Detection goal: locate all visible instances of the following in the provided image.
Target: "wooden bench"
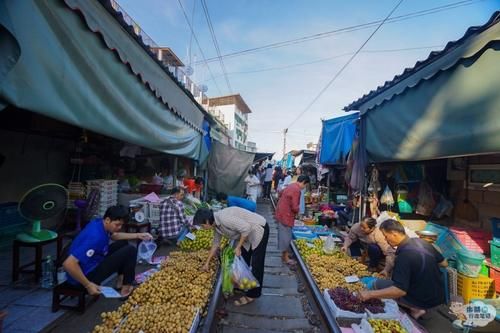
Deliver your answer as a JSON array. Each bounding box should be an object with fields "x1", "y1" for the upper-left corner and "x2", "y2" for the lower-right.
[{"x1": 52, "y1": 282, "x2": 99, "y2": 313}]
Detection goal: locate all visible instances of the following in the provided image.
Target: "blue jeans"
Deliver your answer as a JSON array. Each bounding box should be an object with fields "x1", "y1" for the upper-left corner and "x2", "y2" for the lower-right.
[{"x1": 367, "y1": 243, "x2": 383, "y2": 268}]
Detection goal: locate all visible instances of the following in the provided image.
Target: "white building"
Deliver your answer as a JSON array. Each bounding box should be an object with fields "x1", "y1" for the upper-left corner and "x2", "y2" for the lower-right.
[
  {"x1": 207, "y1": 94, "x2": 254, "y2": 151},
  {"x1": 246, "y1": 141, "x2": 257, "y2": 153}
]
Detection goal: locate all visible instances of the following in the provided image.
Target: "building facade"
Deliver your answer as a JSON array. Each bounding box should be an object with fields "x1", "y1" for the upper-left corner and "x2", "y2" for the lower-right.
[{"x1": 207, "y1": 94, "x2": 255, "y2": 152}]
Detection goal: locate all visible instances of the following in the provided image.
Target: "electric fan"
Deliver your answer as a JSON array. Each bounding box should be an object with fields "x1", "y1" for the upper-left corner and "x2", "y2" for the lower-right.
[{"x1": 16, "y1": 184, "x2": 68, "y2": 242}]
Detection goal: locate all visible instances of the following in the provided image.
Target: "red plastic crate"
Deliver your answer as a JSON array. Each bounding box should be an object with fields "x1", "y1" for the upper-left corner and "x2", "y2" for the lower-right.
[
  {"x1": 450, "y1": 227, "x2": 491, "y2": 254},
  {"x1": 490, "y1": 265, "x2": 500, "y2": 293}
]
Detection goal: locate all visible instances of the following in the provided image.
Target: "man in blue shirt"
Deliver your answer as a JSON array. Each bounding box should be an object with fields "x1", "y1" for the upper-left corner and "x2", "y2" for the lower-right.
[
  {"x1": 216, "y1": 192, "x2": 256, "y2": 212},
  {"x1": 63, "y1": 205, "x2": 152, "y2": 297}
]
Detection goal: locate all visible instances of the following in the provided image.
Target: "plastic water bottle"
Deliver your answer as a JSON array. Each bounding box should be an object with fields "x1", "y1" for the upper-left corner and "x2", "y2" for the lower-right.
[
  {"x1": 57, "y1": 267, "x2": 67, "y2": 284},
  {"x1": 41, "y1": 255, "x2": 54, "y2": 288}
]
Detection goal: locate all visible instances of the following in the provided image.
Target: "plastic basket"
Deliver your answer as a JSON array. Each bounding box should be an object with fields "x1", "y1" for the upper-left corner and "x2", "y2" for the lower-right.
[
  {"x1": 147, "y1": 202, "x2": 161, "y2": 227},
  {"x1": 435, "y1": 230, "x2": 466, "y2": 259},
  {"x1": 490, "y1": 218, "x2": 500, "y2": 240},
  {"x1": 447, "y1": 267, "x2": 458, "y2": 299},
  {"x1": 450, "y1": 227, "x2": 491, "y2": 254},
  {"x1": 489, "y1": 265, "x2": 500, "y2": 293},
  {"x1": 490, "y1": 239, "x2": 500, "y2": 267},
  {"x1": 292, "y1": 231, "x2": 317, "y2": 241},
  {"x1": 424, "y1": 222, "x2": 449, "y2": 238},
  {"x1": 456, "y1": 273, "x2": 495, "y2": 303},
  {"x1": 457, "y1": 249, "x2": 485, "y2": 277}
]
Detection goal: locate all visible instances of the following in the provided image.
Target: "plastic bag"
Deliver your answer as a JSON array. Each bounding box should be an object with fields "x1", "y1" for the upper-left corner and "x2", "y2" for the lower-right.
[
  {"x1": 416, "y1": 182, "x2": 436, "y2": 216},
  {"x1": 222, "y1": 247, "x2": 235, "y2": 296},
  {"x1": 137, "y1": 240, "x2": 157, "y2": 263},
  {"x1": 231, "y1": 256, "x2": 259, "y2": 291},
  {"x1": 433, "y1": 195, "x2": 453, "y2": 218},
  {"x1": 323, "y1": 234, "x2": 337, "y2": 255},
  {"x1": 380, "y1": 185, "x2": 395, "y2": 206}
]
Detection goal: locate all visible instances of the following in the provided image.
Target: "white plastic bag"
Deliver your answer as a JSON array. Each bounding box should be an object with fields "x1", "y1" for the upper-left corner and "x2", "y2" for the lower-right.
[
  {"x1": 433, "y1": 195, "x2": 453, "y2": 218},
  {"x1": 323, "y1": 234, "x2": 337, "y2": 255},
  {"x1": 232, "y1": 256, "x2": 259, "y2": 290},
  {"x1": 137, "y1": 240, "x2": 157, "y2": 263},
  {"x1": 380, "y1": 186, "x2": 395, "y2": 206}
]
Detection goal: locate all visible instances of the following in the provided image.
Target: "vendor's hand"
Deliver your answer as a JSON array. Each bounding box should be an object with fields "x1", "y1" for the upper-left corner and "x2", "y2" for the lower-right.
[
  {"x1": 85, "y1": 282, "x2": 101, "y2": 296},
  {"x1": 138, "y1": 233, "x2": 153, "y2": 241},
  {"x1": 234, "y1": 246, "x2": 241, "y2": 257},
  {"x1": 357, "y1": 290, "x2": 371, "y2": 302},
  {"x1": 340, "y1": 246, "x2": 347, "y2": 253},
  {"x1": 201, "y1": 263, "x2": 210, "y2": 272},
  {"x1": 379, "y1": 270, "x2": 389, "y2": 278}
]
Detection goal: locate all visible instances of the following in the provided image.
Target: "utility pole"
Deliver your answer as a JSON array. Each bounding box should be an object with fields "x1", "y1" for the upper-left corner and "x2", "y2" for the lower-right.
[{"x1": 283, "y1": 128, "x2": 288, "y2": 158}]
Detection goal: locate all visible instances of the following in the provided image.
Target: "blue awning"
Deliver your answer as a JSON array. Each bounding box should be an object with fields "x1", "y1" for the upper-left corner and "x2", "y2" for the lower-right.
[{"x1": 319, "y1": 113, "x2": 359, "y2": 165}]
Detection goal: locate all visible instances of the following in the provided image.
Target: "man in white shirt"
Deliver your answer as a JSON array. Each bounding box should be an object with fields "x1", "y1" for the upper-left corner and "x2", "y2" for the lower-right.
[
  {"x1": 263, "y1": 164, "x2": 273, "y2": 199},
  {"x1": 244, "y1": 170, "x2": 261, "y2": 203}
]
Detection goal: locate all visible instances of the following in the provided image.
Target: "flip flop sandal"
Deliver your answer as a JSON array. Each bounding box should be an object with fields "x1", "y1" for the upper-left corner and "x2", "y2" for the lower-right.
[
  {"x1": 284, "y1": 259, "x2": 297, "y2": 266},
  {"x1": 119, "y1": 286, "x2": 135, "y2": 300},
  {"x1": 234, "y1": 296, "x2": 255, "y2": 307}
]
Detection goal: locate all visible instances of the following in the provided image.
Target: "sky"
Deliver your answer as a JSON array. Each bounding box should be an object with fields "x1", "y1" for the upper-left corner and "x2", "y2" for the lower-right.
[{"x1": 117, "y1": 0, "x2": 499, "y2": 159}]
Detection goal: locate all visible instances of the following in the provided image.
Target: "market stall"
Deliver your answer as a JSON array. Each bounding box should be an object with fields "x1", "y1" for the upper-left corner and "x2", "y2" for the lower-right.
[
  {"x1": 340, "y1": 11, "x2": 500, "y2": 324},
  {"x1": 290, "y1": 231, "x2": 426, "y2": 333}
]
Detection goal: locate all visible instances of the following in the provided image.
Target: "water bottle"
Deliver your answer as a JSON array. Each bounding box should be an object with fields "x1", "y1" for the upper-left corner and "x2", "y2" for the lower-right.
[
  {"x1": 57, "y1": 267, "x2": 67, "y2": 284},
  {"x1": 41, "y1": 255, "x2": 54, "y2": 288}
]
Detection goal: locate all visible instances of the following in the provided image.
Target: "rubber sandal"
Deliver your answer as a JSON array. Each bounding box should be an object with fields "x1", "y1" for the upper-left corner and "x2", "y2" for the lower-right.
[
  {"x1": 234, "y1": 296, "x2": 255, "y2": 307},
  {"x1": 119, "y1": 286, "x2": 135, "y2": 300}
]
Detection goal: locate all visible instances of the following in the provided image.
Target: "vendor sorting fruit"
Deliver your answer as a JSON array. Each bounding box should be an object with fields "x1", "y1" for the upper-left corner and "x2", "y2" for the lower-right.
[
  {"x1": 358, "y1": 219, "x2": 448, "y2": 320},
  {"x1": 341, "y1": 217, "x2": 395, "y2": 277}
]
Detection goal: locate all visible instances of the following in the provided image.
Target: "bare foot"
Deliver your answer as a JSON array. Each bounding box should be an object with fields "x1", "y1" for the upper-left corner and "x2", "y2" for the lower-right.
[
  {"x1": 120, "y1": 285, "x2": 134, "y2": 298},
  {"x1": 410, "y1": 308, "x2": 426, "y2": 320},
  {"x1": 115, "y1": 275, "x2": 124, "y2": 290}
]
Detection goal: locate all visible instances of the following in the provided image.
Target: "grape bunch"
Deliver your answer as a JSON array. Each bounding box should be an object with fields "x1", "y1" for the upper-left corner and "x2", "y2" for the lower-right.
[{"x1": 328, "y1": 287, "x2": 385, "y2": 314}]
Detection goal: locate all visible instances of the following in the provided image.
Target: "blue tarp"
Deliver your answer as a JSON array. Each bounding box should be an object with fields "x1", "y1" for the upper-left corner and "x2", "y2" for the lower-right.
[{"x1": 319, "y1": 113, "x2": 358, "y2": 165}]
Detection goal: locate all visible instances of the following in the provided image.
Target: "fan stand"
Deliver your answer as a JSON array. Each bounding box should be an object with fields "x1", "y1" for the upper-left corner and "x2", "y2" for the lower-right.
[{"x1": 16, "y1": 220, "x2": 58, "y2": 243}]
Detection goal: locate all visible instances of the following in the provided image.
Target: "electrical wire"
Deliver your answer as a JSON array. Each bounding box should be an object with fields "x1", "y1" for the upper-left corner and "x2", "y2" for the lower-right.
[
  {"x1": 177, "y1": 0, "x2": 222, "y2": 95},
  {"x1": 286, "y1": 0, "x2": 405, "y2": 130},
  {"x1": 200, "y1": 0, "x2": 232, "y2": 93},
  {"x1": 199, "y1": 44, "x2": 444, "y2": 81},
  {"x1": 194, "y1": 0, "x2": 485, "y2": 65}
]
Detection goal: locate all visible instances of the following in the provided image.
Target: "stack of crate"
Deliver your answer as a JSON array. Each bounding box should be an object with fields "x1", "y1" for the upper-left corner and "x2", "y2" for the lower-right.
[
  {"x1": 86, "y1": 179, "x2": 118, "y2": 217},
  {"x1": 67, "y1": 182, "x2": 86, "y2": 209}
]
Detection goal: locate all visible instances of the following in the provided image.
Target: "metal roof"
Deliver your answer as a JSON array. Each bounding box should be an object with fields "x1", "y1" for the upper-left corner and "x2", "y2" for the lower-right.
[{"x1": 344, "y1": 11, "x2": 500, "y2": 112}]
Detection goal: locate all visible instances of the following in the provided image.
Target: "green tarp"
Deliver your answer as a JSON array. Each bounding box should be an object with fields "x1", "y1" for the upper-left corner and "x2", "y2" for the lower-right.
[
  {"x1": 208, "y1": 141, "x2": 255, "y2": 196},
  {"x1": 0, "y1": 0, "x2": 203, "y2": 160},
  {"x1": 365, "y1": 42, "x2": 500, "y2": 162}
]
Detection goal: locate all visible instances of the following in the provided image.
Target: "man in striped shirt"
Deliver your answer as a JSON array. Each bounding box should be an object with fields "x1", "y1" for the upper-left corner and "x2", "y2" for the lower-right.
[{"x1": 159, "y1": 187, "x2": 189, "y2": 238}]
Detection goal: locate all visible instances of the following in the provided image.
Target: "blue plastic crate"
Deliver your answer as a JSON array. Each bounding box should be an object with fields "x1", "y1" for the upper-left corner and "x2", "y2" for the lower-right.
[
  {"x1": 490, "y1": 217, "x2": 500, "y2": 240},
  {"x1": 0, "y1": 202, "x2": 27, "y2": 228},
  {"x1": 292, "y1": 231, "x2": 317, "y2": 241},
  {"x1": 441, "y1": 267, "x2": 450, "y2": 305},
  {"x1": 435, "y1": 230, "x2": 466, "y2": 259},
  {"x1": 424, "y1": 222, "x2": 449, "y2": 238}
]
